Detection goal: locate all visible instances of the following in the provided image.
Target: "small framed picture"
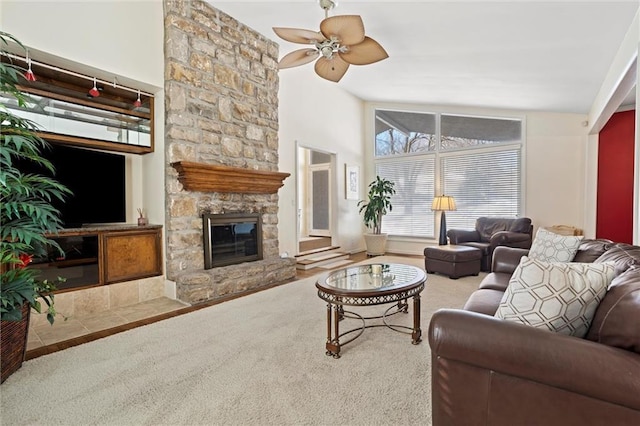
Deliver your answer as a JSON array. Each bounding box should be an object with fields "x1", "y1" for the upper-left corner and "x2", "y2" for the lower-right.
[{"x1": 345, "y1": 165, "x2": 359, "y2": 200}]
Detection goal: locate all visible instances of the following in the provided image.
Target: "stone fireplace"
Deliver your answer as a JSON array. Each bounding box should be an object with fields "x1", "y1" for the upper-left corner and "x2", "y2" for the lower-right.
[{"x1": 164, "y1": 2, "x2": 296, "y2": 305}]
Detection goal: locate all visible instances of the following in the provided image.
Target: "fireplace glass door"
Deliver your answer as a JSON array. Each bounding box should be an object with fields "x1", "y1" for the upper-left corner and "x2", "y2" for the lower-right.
[{"x1": 203, "y1": 213, "x2": 262, "y2": 269}]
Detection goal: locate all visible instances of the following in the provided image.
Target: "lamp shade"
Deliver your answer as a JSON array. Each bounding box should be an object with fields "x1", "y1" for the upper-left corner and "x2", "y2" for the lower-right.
[{"x1": 431, "y1": 195, "x2": 456, "y2": 211}]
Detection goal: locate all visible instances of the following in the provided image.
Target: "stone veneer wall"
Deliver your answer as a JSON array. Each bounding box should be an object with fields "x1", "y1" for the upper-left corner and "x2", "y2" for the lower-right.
[{"x1": 164, "y1": 1, "x2": 295, "y2": 304}]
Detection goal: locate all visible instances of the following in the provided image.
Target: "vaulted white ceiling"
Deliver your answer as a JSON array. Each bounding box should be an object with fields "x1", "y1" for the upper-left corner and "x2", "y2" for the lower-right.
[{"x1": 212, "y1": 0, "x2": 638, "y2": 114}]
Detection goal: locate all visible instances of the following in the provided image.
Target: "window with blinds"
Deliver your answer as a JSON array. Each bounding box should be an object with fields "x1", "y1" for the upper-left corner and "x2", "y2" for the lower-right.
[
  {"x1": 377, "y1": 157, "x2": 436, "y2": 237},
  {"x1": 441, "y1": 148, "x2": 521, "y2": 231},
  {"x1": 374, "y1": 109, "x2": 523, "y2": 239}
]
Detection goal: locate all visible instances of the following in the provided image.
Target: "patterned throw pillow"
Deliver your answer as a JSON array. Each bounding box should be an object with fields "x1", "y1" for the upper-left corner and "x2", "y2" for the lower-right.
[
  {"x1": 528, "y1": 227, "x2": 583, "y2": 262},
  {"x1": 495, "y1": 256, "x2": 616, "y2": 337}
]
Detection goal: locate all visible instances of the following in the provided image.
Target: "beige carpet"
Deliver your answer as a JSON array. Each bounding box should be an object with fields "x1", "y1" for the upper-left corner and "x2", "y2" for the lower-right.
[{"x1": 0, "y1": 256, "x2": 483, "y2": 426}]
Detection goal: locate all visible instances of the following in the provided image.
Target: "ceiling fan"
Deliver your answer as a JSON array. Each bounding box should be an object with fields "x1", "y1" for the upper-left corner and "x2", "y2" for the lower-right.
[{"x1": 272, "y1": 0, "x2": 389, "y2": 83}]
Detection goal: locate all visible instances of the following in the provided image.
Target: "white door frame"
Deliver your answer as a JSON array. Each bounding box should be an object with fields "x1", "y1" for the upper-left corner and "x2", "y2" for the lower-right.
[{"x1": 295, "y1": 141, "x2": 338, "y2": 254}]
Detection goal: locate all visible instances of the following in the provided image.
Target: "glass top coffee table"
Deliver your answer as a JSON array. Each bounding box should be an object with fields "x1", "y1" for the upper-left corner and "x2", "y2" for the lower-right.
[{"x1": 315, "y1": 263, "x2": 426, "y2": 358}]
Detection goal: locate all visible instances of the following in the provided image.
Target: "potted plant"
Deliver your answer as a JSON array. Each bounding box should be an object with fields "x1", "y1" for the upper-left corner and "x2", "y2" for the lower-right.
[
  {"x1": 1, "y1": 31, "x2": 70, "y2": 382},
  {"x1": 357, "y1": 176, "x2": 395, "y2": 255}
]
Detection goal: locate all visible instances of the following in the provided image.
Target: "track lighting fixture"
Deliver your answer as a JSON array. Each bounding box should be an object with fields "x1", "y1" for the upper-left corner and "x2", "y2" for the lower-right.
[
  {"x1": 6, "y1": 51, "x2": 152, "y2": 103},
  {"x1": 24, "y1": 51, "x2": 36, "y2": 81},
  {"x1": 89, "y1": 77, "x2": 100, "y2": 97},
  {"x1": 133, "y1": 90, "x2": 142, "y2": 108}
]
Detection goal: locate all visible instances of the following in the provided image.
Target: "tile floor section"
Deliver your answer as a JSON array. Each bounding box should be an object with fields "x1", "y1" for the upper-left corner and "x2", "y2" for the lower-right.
[{"x1": 27, "y1": 297, "x2": 188, "y2": 351}]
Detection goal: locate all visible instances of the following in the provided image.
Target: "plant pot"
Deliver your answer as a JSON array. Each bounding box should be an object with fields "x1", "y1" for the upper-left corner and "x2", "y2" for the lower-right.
[
  {"x1": 364, "y1": 233, "x2": 388, "y2": 256},
  {"x1": 1, "y1": 303, "x2": 31, "y2": 383}
]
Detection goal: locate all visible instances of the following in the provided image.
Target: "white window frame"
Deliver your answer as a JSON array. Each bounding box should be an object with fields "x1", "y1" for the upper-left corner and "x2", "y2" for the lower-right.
[{"x1": 371, "y1": 107, "x2": 526, "y2": 240}]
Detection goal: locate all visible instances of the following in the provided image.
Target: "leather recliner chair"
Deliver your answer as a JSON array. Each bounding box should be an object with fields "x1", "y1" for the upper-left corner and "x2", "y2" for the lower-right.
[{"x1": 446, "y1": 216, "x2": 533, "y2": 271}]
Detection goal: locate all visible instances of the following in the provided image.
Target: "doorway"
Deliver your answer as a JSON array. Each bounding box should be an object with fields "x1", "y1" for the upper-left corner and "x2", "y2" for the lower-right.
[{"x1": 297, "y1": 146, "x2": 336, "y2": 254}]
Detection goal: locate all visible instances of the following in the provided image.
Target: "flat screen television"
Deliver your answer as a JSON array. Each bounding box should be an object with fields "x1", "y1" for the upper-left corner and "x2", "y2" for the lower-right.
[{"x1": 18, "y1": 143, "x2": 126, "y2": 228}]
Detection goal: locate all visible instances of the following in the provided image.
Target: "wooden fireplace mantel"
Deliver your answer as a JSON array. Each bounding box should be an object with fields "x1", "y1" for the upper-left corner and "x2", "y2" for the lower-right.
[{"x1": 171, "y1": 161, "x2": 290, "y2": 194}]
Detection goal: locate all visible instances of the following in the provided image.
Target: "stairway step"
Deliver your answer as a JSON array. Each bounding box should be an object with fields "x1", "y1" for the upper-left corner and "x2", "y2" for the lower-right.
[
  {"x1": 296, "y1": 245, "x2": 341, "y2": 258},
  {"x1": 299, "y1": 236, "x2": 332, "y2": 252},
  {"x1": 297, "y1": 252, "x2": 343, "y2": 264},
  {"x1": 296, "y1": 251, "x2": 350, "y2": 270}
]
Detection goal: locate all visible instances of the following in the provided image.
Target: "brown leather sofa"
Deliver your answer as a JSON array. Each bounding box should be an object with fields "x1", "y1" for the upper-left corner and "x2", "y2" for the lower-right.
[
  {"x1": 428, "y1": 239, "x2": 640, "y2": 425},
  {"x1": 446, "y1": 217, "x2": 533, "y2": 272}
]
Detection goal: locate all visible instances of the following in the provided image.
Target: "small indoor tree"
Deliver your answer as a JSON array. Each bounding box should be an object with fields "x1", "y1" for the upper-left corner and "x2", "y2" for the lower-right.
[
  {"x1": 358, "y1": 176, "x2": 395, "y2": 255},
  {"x1": 1, "y1": 31, "x2": 70, "y2": 373},
  {"x1": 358, "y1": 175, "x2": 395, "y2": 234}
]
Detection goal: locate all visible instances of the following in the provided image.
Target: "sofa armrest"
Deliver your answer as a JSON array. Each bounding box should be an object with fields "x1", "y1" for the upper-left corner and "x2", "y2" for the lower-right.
[
  {"x1": 489, "y1": 231, "x2": 532, "y2": 249},
  {"x1": 428, "y1": 309, "x2": 640, "y2": 411},
  {"x1": 491, "y1": 246, "x2": 529, "y2": 273},
  {"x1": 447, "y1": 229, "x2": 480, "y2": 244}
]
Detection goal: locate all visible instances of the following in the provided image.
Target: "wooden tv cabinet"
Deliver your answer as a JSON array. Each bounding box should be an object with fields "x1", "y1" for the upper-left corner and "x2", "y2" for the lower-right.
[{"x1": 36, "y1": 225, "x2": 163, "y2": 292}]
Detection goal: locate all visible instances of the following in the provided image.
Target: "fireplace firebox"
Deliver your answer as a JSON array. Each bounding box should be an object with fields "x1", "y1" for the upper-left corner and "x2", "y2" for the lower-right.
[{"x1": 203, "y1": 213, "x2": 263, "y2": 269}]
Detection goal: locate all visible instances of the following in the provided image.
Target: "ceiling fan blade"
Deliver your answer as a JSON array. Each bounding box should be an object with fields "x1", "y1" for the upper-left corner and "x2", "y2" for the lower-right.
[
  {"x1": 278, "y1": 48, "x2": 319, "y2": 69},
  {"x1": 314, "y1": 55, "x2": 350, "y2": 83},
  {"x1": 320, "y1": 15, "x2": 365, "y2": 46},
  {"x1": 272, "y1": 27, "x2": 325, "y2": 44},
  {"x1": 339, "y1": 36, "x2": 389, "y2": 65}
]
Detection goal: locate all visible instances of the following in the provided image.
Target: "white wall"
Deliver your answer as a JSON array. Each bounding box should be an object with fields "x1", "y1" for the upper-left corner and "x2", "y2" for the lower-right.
[
  {"x1": 526, "y1": 112, "x2": 588, "y2": 232},
  {"x1": 277, "y1": 67, "x2": 366, "y2": 256},
  {"x1": 0, "y1": 0, "x2": 166, "y2": 232},
  {"x1": 584, "y1": 133, "x2": 600, "y2": 238}
]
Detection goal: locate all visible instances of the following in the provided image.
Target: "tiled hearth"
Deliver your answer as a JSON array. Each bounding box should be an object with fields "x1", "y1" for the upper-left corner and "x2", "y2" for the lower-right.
[
  {"x1": 27, "y1": 275, "x2": 187, "y2": 353},
  {"x1": 28, "y1": 297, "x2": 187, "y2": 351}
]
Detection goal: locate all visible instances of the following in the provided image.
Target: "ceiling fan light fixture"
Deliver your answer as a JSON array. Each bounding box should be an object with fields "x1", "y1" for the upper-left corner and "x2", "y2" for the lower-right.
[
  {"x1": 274, "y1": 1, "x2": 388, "y2": 83},
  {"x1": 320, "y1": 45, "x2": 334, "y2": 58},
  {"x1": 317, "y1": 39, "x2": 341, "y2": 59}
]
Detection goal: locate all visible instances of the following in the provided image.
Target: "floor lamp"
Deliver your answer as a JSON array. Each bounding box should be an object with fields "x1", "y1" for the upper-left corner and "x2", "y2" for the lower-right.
[{"x1": 432, "y1": 195, "x2": 457, "y2": 245}]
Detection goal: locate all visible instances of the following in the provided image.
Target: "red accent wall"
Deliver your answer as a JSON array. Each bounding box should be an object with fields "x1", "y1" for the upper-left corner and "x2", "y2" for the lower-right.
[{"x1": 596, "y1": 110, "x2": 635, "y2": 244}]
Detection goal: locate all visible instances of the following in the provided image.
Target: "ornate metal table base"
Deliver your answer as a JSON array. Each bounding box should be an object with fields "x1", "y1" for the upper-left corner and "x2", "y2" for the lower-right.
[
  {"x1": 324, "y1": 296, "x2": 422, "y2": 358},
  {"x1": 316, "y1": 264, "x2": 426, "y2": 359}
]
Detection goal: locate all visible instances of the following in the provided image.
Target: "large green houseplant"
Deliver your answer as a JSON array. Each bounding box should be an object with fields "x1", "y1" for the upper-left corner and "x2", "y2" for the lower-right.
[
  {"x1": 357, "y1": 176, "x2": 395, "y2": 255},
  {"x1": 1, "y1": 32, "x2": 70, "y2": 381}
]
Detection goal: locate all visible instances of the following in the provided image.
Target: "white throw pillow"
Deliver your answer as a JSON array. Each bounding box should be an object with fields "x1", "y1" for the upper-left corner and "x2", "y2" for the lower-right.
[
  {"x1": 528, "y1": 227, "x2": 583, "y2": 262},
  {"x1": 495, "y1": 256, "x2": 616, "y2": 337}
]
